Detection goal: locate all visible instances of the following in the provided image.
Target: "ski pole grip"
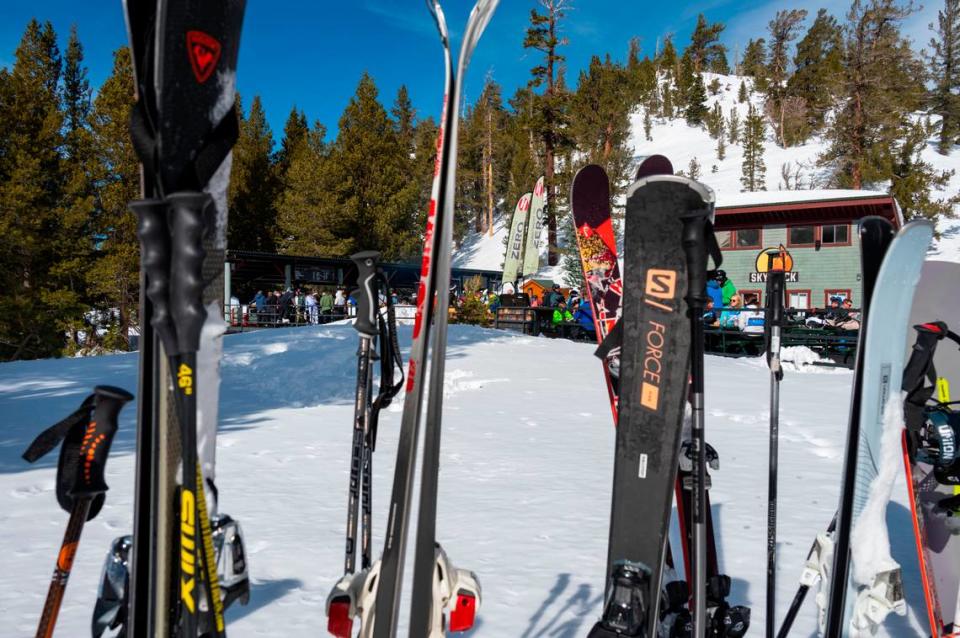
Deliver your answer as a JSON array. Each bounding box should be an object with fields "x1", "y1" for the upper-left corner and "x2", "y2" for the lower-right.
[
  {"x1": 78, "y1": 386, "x2": 135, "y2": 498},
  {"x1": 167, "y1": 192, "x2": 211, "y2": 354},
  {"x1": 131, "y1": 198, "x2": 178, "y2": 357},
  {"x1": 351, "y1": 250, "x2": 381, "y2": 337}
]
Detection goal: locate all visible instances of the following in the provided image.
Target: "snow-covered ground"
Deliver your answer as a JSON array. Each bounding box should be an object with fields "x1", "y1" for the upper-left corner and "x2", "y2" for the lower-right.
[
  {"x1": 454, "y1": 72, "x2": 960, "y2": 274},
  {"x1": 0, "y1": 324, "x2": 930, "y2": 636}
]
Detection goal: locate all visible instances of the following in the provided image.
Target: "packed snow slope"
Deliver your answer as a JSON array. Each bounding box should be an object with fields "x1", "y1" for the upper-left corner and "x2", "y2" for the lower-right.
[
  {"x1": 0, "y1": 324, "x2": 931, "y2": 636},
  {"x1": 454, "y1": 71, "x2": 960, "y2": 273}
]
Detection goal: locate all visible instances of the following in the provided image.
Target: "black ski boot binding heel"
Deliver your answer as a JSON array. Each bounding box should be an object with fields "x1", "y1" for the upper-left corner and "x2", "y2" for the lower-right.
[{"x1": 589, "y1": 561, "x2": 652, "y2": 637}]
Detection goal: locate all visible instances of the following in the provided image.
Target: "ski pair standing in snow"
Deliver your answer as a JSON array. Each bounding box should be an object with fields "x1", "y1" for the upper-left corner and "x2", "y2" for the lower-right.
[
  {"x1": 587, "y1": 168, "x2": 728, "y2": 638},
  {"x1": 23, "y1": 386, "x2": 133, "y2": 638},
  {"x1": 117, "y1": 1, "x2": 249, "y2": 637},
  {"x1": 324, "y1": 2, "x2": 498, "y2": 637}
]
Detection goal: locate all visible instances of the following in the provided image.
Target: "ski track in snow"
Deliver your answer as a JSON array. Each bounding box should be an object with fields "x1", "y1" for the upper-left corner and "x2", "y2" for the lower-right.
[{"x1": 0, "y1": 323, "x2": 932, "y2": 637}]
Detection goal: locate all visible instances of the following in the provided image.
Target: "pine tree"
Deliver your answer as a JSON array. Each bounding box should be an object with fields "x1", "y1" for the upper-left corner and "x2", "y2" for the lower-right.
[
  {"x1": 741, "y1": 103, "x2": 767, "y2": 191},
  {"x1": 685, "y1": 72, "x2": 709, "y2": 126},
  {"x1": 717, "y1": 134, "x2": 726, "y2": 161},
  {"x1": 229, "y1": 95, "x2": 279, "y2": 252},
  {"x1": 524, "y1": 0, "x2": 571, "y2": 266},
  {"x1": 738, "y1": 80, "x2": 748, "y2": 103},
  {"x1": 706, "y1": 102, "x2": 724, "y2": 138},
  {"x1": 688, "y1": 156, "x2": 702, "y2": 180},
  {"x1": 0, "y1": 20, "x2": 71, "y2": 359},
  {"x1": 276, "y1": 107, "x2": 308, "y2": 178},
  {"x1": 821, "y1": 0, "x2": 926, "y2": 190},
  {"x1": 644, "y1": 109, "x2": 653, "y2": 141},
  {"x1": 788, "y1": 9, "x2": 843, "y2": 134},
  {"x1": 658, "y1": 35, "x2": 679, "y2": 80},
  {"x1": 741, "y1": 38, "x2": 768, "y2": 90},
  {"x1": 685, "y1": 14, "x2": 728, "y2": 73},
  {"x1": 569, "y1": 54, "x2": 632, "y2": 189},
  {"x1": 767, "y1": 10, "x2": 808, "y2": 146},
  {"x1": 890, "y1": 120, "x2": 960, "y2": 220},
  {"x1": 727, "y1": 107, "x2": 741, "y2": 144},
  {"x1": 85, "y1": 46, "x2": 140, "y2": 352},
  {"x1": 928, "y1": 0, "x2": 960, "y2": 152}
]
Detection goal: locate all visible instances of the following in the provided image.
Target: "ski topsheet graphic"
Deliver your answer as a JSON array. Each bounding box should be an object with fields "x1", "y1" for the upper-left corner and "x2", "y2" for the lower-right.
[
  {"x1": 825, "y1": 220, "x2": 933, "y2": 636},
  {"x1": 902, "y1": 261, "x2": 960, "y2": 638}
]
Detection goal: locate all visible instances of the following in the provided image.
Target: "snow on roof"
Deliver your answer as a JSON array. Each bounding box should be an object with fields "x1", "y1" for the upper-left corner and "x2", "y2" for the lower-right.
[{"x1": 716, "y1": 189, "x2": 891, "y2": 210}]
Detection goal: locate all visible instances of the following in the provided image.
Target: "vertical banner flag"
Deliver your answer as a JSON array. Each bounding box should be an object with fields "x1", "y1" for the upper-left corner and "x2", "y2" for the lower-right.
[
  {"x1": 502, "y1": 192, "x2": 532, "y2": 286},
  {"x1": 523, "y1": 176, "x2": 546, "y2": 277}
]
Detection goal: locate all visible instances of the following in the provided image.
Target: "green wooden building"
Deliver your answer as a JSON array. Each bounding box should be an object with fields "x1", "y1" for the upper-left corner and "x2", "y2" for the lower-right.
[{"x1": 713, "y1": 190, "x2": 902, "y2": 309}]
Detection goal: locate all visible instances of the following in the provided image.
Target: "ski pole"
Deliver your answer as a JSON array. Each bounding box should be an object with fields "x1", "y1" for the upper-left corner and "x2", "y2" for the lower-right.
[
  {"x1": 23, "y1": 386, "x2": 134, "y2": 638},
  {"x1": 345, "y1": 251, "x2": 381, "y2": 574},
  {"x1": 680, "y1": 199, "x2": 720, "y2": 638},
  {"x1": 764, "y1": 253, "x2": 786, "y2": 638}
]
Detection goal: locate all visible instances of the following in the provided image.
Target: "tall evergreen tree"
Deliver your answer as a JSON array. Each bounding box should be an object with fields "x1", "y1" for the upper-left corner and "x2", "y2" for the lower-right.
[
  {"x1": 524, "y1": 0, "x2": 571, "y2": 265},
  {"x1": 85, "y1": 47, "x2": 140, "y2": 351},
  {"x1": 276, "y1": 106, "x2": 308, "y2": 178},
  {"x1": 767, "y1": 9, "x2": 808, "y2": 146},
  {"x1": 741, "y1": 103, "x2": 767, "y2": 191},
  {"x1": 0, "y1": 20, "x2": 70, "y2": 359},
  {"x1": 821, "y1": 0, "x2": 925, "y2": 189},
  {"x1": 928, "y1": 0, "x2": 960, "y2": 152},
  {"x1": 685, "y1": 71, "x2": 709, "y2": 126},
  {"x1": 890, "y1": 120, "x2": 960, "y2": 220},
  {"x1": 788, "y1": 9, "x2": 843, "y2": 134},
  {"x1": 741, "y1": 38, "x2": 769, "y2": 90},
  {"x1": 685, "y1": 14, "x2": 728, "y2": 73},
  {"x1": 229, "y1": 95, "x2": 279, "y2": 252},
  {"x1": 569, "y1": 54, "x2": 632, "y2": 189}
]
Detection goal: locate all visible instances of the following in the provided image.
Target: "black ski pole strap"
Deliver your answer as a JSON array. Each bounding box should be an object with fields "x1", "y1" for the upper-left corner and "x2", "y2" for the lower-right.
[
  {"x1": 369, "y1": 274, "x2": 405, "y2": 450},
  {"x1": 595, "y1": 319, "x2": 622, "y2": 361},
  {"x1": 22, "y1": 386, "x2": 134, "y2": 518},
  {"x1": 22, "y1": 395, "x2": 96, "y2": 464}
]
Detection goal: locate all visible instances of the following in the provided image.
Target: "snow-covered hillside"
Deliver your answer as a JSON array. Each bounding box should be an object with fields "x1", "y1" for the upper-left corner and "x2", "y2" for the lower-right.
[
  {"x1": 0, "y1": 324, "x2": 931, "y2": 636},
  {"x1": 454, "y1": 72, "x2": 960, "y2": 273}
]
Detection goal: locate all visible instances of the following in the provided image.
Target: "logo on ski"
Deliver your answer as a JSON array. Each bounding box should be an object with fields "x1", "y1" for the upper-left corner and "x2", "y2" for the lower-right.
[
  {"x1": 180, "y1": 488, "x2": 197, "y2": 612},
  {"x1": 186, "y1": 31, "x2": 222, "y2": 84},
  {"x1": 644, "y1": 269, "x2": 678, "y2": 312},
  {"x1": 641, "y1": 321, "x2": 667, "y2": 410}
]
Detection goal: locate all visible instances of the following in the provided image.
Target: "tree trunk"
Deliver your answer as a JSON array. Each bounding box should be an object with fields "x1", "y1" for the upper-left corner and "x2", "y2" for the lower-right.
[{"x1": 545, "y1": 1, "x2": 558, "y2": 266}]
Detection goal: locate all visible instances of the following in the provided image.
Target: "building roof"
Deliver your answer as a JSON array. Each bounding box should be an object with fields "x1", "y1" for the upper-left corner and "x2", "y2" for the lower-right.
[
  {"x1": 714, "y1": 189, "x2": 902, "y2": 230},
  {"x1": 522, "y1": 278, "x2": 555, "y2": 289}
]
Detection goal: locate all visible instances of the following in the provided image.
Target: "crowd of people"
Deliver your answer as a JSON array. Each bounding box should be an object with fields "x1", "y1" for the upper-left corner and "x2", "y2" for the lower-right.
[{"x1": 242, "y1": 288, "x2": 355, "y2": 326}]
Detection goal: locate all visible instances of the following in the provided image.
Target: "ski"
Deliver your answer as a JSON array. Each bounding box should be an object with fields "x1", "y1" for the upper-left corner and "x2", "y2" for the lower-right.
[
  {"x1": 824, "y1": 220, "x2": 933, "y2": 635},
  {"x1": 776, "y1": 216, "x2": 894, "y2": 638},
  {"x1": 590, "y1": 174, "x2": 718, "y2": 638},
  {"x1": 22, "y1": 386, "x2": 133, "y2": 638},
  {"x1": 336, "y1": 3, "x2": 498, "y2": 638},
  {"x1": 900, "y1": 262, "x2": 960, "y2": 638},
  {"x1": 124, "y1": 1, "x2": 247, "y2": 636},
  {"x1": 408, "y1": 2, "x2": 498, "y2": 636}
]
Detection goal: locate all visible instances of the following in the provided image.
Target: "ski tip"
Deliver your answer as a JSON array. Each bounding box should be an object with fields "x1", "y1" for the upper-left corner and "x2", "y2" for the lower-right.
[
  {"x1": 635, "y1": 154, "x2": 674, "y2": 180},
  {"x1": 626, "y1": 173, "x2": 715, "y2": 204}
]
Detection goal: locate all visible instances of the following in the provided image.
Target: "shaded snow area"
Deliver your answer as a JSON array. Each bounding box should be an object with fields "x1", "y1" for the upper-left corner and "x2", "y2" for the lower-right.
[
  {"x1": 0, "y1": 325, "x2": 930, "y2": 636},
  {"x1": 451, "y1": 215, "x2": 507, "y2": 273}
]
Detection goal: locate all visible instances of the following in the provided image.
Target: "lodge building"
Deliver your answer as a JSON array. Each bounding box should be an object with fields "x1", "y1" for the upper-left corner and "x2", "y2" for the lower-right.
[{"x1": 712, "y1": 190, "x2": 902, "y2": 310}]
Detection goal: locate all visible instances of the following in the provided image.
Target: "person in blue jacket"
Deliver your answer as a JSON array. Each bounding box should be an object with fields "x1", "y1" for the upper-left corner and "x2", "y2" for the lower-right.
[
  {"x1": 573, "y1": 299, "x2": 595, "y2": 337},
  {"x1": 706, "y1": 279, "x2": 723, "y2": 319}
]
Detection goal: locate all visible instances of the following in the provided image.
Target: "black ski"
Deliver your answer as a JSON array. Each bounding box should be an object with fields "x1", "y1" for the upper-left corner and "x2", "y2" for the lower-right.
[
  {"x1": 124, "y1": 1, "x2": 246, "y2": 635},
  {"x1": 591, "y1": 175, "x2": 717, "y2": 637},
  {"x1": 776, "y1": 216, "x2": 894, "y2": 637}
]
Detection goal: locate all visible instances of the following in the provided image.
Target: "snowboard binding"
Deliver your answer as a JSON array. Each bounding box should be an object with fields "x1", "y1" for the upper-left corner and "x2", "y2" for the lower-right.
[{"x1": 914, "y1": 404, "x2": 960, "y2": 479}]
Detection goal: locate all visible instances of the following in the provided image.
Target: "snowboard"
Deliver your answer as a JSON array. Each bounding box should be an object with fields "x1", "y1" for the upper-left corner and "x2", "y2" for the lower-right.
[
  {"x1": 903, "y1": 260, "x2": 960, "y2": 638},
  {"x1": 826, "y1": 220, "x2": 933, "y2": 635}
]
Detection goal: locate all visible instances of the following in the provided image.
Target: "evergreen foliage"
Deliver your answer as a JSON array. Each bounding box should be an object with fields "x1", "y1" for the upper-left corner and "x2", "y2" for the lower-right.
[
  {"x1": 928, "y1": 0, "x2": 960, "y2": 152},
  {"x1": 741, "y1": 103, "x2": 767, "y2": 191}
]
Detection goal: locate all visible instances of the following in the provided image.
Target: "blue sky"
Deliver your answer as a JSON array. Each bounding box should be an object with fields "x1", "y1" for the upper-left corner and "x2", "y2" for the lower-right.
[{"x1": 0, "y1": 1, "x2": 939, "y2": 142}]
